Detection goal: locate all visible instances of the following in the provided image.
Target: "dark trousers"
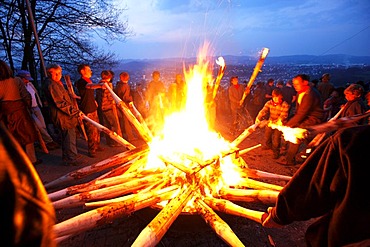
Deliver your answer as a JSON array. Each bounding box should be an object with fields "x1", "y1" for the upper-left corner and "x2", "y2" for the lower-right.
[
  {"x1": 265, "y1": 127, "x2": 282, "y2": 156},
  {"x1": 61, "y1": 127, "x2": 77, "y2": 162},
  {"x1": 118, "y1": 111, "x2": 135, "y2": 141},
  {"x1": 84, "y1": 111, "x2": 100, "y2": 153},
  {"x1": 102, "y1": 109, "x2": 122, "y2": 145}
]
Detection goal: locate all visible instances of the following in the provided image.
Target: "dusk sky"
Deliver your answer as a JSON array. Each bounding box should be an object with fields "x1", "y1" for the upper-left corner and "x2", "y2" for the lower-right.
[{"x1": 102, "y1": 0, "x2": 370, "y2": 59}]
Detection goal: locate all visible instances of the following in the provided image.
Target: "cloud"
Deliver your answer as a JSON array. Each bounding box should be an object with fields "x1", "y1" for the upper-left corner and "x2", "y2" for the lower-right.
[{"x1": 111, "y1": 0, "x2": 370, "y2": 58}]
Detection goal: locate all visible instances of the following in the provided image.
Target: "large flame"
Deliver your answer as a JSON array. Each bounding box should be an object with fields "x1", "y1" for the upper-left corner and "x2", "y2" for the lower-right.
[{"x1": 145, "y1": 43, "x2": 242, "y2": 190}]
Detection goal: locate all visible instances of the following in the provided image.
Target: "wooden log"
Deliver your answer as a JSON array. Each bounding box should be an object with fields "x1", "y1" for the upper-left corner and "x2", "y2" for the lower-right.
[
  {"x1": 55, "y1": 235, "x2": 72, "y2": 244},
  {"x1": 53, "y1": 174, "x2": 162, "y2": 209},
  {"x1": 195, "y1": 198, "x2": 245, "y2": 247},
  {"x1": 54, "y1": 186, "x2": 178, "y2": 240},
  {"x1": 91, "y1": 156, "x2": 144, "y2": 181},
  {"x1": 48, "y1": 170, "x2": 158, "y2": 202},
  {"x1": 131, "y1": 186, "x2": 195, "y2": 247},
  {"x1": 90, "y1": 156, "x2": 140, "y2": 181},
  {"x1": 238, "y1": 144, "x2": 261, "y2": 156},
  {"x1": 242, "y1": 168, "x2": 291, "y2": 181},
  {"x1": 44, "y1": 145, "x2": 149, "y2": 189},
  {"x1": 236, "y1": 178, "x2": 284, "y2": 191},
  {"x1": 307, "y1": 111, "x2": 370, "y2": 137},
  {"x1": 307, "y1": 106, "x2": 345, "y2": 148},
  {"x1": 82, "y1": 115, "x2": 135, "y2": 149},
  {"x1": 103, "y1": 82, "x2": 153, "y2": 142},
  {"x1": 85, "y1": 185, "x2": 177, "y2": 208},
  {"x1": 219, "y1": 188, "x2": 278, "y2": 204},
  {"x1": 64, "y1": 75, "x2": 88, "y2": 141},
  {"x1": 76, "y1": 170, "x2": 162, "y2": 196},
  {"x1": 137, "y1": 177, "x2": 169, "y2": 195},
  {"x1": 203, "y1": 197, "x2": 264, "y2": 223},
  {"x1": 159, "y1": 155, "x2": 192, "y2": 175}
]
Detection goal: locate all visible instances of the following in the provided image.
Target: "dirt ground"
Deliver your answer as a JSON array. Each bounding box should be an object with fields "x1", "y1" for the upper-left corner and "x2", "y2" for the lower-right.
[{"x1": 35, "y1": 114, "x2": 313, "y2": 247}]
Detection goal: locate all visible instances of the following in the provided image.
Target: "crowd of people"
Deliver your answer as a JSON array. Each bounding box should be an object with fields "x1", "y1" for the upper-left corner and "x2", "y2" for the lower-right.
[
  {"x1": 2, "y1": 57, "x2": 370, "y2": 168},
  {"x1": 2, "y1": 58, "x2": 370, "y2": 246},
  {"x1": 228, "y1": 73, "x2": 370, "y2": 166},
  {"x1": 0, "y1": 62, "x2": 189, "y2": 167}
]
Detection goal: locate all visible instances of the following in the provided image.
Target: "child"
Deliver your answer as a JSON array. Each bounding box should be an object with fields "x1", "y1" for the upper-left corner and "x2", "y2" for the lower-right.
[{"x1": 255, "y1": 88, "x2": 289, "y2": 159}]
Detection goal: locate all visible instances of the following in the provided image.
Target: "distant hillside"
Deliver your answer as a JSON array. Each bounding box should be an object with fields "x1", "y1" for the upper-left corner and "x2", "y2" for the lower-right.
[
  {"x1": 119, "y1": 54, "x2": 370, "y2": 70},
  {"x1": 267, "y1": 54, "x2": 370, "y2": 65}
]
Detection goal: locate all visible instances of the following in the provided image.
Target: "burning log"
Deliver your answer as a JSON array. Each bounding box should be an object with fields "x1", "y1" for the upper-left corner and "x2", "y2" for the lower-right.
[
  {"x1": 195, "y1": 198, "x2": 245, "y2": 247},
  {"x1": 82, "y1": 114, "x2": 135, "y2": 149},
  {"x1": 203, "y1": 197, "x2": 264, "y2": 224},
  {"x1": 132, "y1": 186, "x2": 195, "y2": 247},
  {"x1": 219, "y1": 188, "x2": 278, "y2": 204},
  {"x1": 54, "y1": 186, "x2": 178, "y2": 241},
  {"x1": 103, "y1": 82, "x2": 153, "y2": 142},
  {"x1": 231, "y1": 122, "x2": 264, "y2": 147},
  {"x1": 159, "y1": 155, "x2": 193, "y2": 175},
  {"x1": 189, "y1": 147, "x2": 240, "y2": 174},
  {"x1": 240, "y1": 48, "x2": 270, "y2": 104},
  {"x1": 130, "y1": 101, "x2": 146, "y2": 124},
  {"x1": 238, "y1": 144, "x2": 262, "y2": 156},
  {"x1": 44, "y1": 145, "x2": 149, "y2": 189},
  {"x1": 53, "y1": 174, "x2": 162, "y2": 209}
]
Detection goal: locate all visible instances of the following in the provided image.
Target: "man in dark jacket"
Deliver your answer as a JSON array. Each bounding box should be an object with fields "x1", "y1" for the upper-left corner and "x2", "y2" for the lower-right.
[
  {"x1": 283, "y1": 74, "x2": 324, "y2": 165},
  {"x1": 262, "y1": 125, "x2": 370, "y2": 247},
  {"x1": 46, "y1": 64, "x2": 83, "y2": 166},
  {"x1": 75, "y1": 64, "x2": 104, "y2": 157},
  {"x1": 114, "y1": 71, "x2": 135, "y2": 141}
]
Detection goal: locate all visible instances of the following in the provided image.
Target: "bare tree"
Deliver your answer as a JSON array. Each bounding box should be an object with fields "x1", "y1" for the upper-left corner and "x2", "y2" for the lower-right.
[{"x1": 0, "y1": 0, "x2": 130, "y2": 84}]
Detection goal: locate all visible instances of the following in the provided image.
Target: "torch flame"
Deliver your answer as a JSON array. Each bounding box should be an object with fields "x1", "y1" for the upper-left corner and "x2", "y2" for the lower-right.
[
  {"x1": 216, "y1": 56, "x2": 225, "y2": 68},
  {"x1": 261, "y1": 47, "x2": 269, "y2": 59},
  {"x1": 269, "y1": 121, "x2": 308, "y2": 144}
]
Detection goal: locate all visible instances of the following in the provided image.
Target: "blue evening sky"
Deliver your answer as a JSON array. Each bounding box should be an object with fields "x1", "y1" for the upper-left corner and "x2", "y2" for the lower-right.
[{"x1": 100, "y1": 0, "x2": 370, "y2": 59}]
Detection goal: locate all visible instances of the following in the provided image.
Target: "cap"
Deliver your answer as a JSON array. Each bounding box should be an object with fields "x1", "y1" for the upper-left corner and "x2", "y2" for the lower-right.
[{"x1": 16, "y1": 70, "x2": 33, "y2": 81}]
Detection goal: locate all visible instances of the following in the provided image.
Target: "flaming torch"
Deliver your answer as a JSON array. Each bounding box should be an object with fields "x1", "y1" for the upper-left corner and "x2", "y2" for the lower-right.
[
  {"x1": 241, "y1": 48, "x2": 270, "y2": 104},
  {"x1": 212, "y1": 56, "x2": 226, "y2": 100}
]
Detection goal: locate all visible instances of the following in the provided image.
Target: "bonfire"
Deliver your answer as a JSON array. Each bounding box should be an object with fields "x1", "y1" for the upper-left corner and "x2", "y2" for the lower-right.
[{"x1": 47, "y1": 44, "x2": 292, "y2": 247}]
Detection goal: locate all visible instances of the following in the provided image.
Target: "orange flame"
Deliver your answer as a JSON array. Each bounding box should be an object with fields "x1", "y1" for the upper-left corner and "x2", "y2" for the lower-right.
[
  {"x1": 144, "y1": 42, "x2": 243, "y2": 192},
  {"x1": 261, "y1": 47, "x2": 269, "y2": 59},
  {"x1": 269, "y1": 121, "x2": 308, "y2": 144}
]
